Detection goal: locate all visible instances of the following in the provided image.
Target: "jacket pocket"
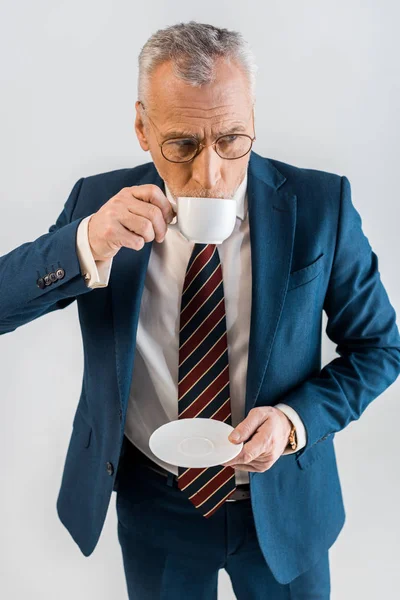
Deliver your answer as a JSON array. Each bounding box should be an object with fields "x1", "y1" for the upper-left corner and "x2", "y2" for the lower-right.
[
  {"x1": 72, "y1": 408, "x2": 92, "y2": 449},
  {"x1": 287, "y1": 253, "x2": 325, "y2": 291},
  {"x1": 295, "y1": 433, "x2": 334, "y2": 470}
]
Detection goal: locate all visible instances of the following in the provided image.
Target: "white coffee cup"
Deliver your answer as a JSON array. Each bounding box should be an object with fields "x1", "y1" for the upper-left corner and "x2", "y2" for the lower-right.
[{"x1": 169, "y1": 196, "x2": 237, "y2": 244}]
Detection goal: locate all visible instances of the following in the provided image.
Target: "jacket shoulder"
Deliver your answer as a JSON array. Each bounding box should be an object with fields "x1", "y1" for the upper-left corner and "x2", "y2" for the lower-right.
[
  {"x1": 267, "y1": 156, "x2": 343, "y2": 190},
  {"x1": 263, "y1": 155, "x2": 345, "y2": 220},
  {"x1": 256, "y1": 154, "x2": 347, "y2": 234}
]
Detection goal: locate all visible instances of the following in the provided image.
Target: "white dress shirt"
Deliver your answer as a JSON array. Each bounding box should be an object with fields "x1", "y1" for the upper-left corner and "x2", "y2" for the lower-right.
[{"x1": 75, "y1": 171, "x2": 306, "y2": 485}]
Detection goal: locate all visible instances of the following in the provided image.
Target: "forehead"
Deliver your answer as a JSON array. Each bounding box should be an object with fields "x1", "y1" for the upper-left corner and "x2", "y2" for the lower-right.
[{"x1": 146, "y1": 57, "x2": 252, "y2": 134}]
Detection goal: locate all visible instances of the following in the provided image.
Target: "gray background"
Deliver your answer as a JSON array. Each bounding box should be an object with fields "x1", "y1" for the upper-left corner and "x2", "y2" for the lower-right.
[{"x1": 0, "y1": 1, "x2": 399, "y2": 598}]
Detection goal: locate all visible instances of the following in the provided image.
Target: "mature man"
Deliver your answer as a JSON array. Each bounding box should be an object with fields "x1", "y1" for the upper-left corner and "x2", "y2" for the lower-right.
[{"x1": 1, "y1": 20, "x2": 399, "y2": 600}]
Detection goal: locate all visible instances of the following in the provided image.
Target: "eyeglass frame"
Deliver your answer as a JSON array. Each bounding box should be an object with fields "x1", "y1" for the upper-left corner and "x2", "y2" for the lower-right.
[{"x1": 138, "y1": 100, "x2": 256, "y2": 163}]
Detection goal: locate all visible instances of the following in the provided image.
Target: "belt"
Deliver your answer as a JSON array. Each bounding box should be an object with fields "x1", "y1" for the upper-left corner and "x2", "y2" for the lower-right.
[{"x1": 123, "y1": 437, "x2": 250, "y2": 502}]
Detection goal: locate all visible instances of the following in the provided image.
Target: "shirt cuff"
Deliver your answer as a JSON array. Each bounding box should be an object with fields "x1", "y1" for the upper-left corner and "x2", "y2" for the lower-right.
[
  {"x1": 76, "y1": 215, "x2": 113, "y2": 288},
  {"x1": 274, "y1": 403, "x2": 307, "y2": 454}
]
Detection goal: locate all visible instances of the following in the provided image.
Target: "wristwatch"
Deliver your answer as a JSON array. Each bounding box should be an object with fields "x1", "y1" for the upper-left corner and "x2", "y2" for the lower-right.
[{"x1": 288, "y1": 422, "x2": 298, "y2": 451}]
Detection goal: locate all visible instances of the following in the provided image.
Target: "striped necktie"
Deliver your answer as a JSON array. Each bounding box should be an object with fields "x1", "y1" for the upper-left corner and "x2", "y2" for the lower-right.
[{"x1": 177, "y1": 243, "x2": 237, "y2": 518}]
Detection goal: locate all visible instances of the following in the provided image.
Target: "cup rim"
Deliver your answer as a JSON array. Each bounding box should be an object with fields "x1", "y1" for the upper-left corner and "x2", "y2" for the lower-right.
[{"x1": 176, "y1": 196, "x2": 236, "y2": 202}]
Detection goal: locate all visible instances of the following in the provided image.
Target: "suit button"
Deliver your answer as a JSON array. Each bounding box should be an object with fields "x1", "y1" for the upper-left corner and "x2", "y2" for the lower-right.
[
  {"x1": 44, "y1": 274, "x2": 52, "y2": 286},
  {"x1": 37, "y1": 277, "x2": 45, "y2": 289},
  {"x1": 106, "y1": 462, "x2": 114, "y2": 476},
  {"x1": 56, "y1": 268, "x2": 65, "y2": 280},
  {"x1": 118, "y1": 408, "x2": 123, "y2": 421},
  {"x1": 49, "y1": 272, "x2": 58, "y2": 283}
]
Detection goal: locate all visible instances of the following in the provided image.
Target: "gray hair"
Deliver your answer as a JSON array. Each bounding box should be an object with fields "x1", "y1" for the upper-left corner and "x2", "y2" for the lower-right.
[{"x1": 137, "y1": 21, "x2": 258, "y2": 108}]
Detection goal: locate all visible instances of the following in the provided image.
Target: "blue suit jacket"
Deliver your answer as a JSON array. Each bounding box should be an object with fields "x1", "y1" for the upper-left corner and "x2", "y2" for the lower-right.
[{"x1": 1, "y1": 151, "x2": 399, "y2": 584}]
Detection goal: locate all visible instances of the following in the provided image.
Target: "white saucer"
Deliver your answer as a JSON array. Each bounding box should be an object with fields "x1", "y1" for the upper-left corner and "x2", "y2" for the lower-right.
[{"x1": 149, "y1": 418, "x2": 243, "y2": 468}]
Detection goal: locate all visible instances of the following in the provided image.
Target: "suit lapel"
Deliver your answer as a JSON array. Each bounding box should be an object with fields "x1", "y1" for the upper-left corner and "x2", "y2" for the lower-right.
[
  {"x1": 110, "y1": 167, "x2": 165, "y2": 412},
  {"x1": 110, "y1": 152, "x2": 297, "y2": 416},
  {"x1": 245, "y1": 153, "x2": 297, "y2": 415}
]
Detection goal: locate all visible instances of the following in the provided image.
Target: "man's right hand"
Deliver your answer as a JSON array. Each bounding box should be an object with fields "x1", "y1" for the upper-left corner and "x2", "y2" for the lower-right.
[{"x1": 87, "y1": 184, "x2": 176, "y2": 261}]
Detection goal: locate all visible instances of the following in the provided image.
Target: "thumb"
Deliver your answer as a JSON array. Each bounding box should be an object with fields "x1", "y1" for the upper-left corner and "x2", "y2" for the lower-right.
[{"x1": 228, "y1": 429, "x2": 242, "y2": 443}]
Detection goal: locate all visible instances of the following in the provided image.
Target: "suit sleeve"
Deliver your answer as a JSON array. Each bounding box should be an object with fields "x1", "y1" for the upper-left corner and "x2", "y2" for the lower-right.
[
  {"x1": 0, "y1": 177, "x2": 94, "y2": 334},
  {"x1": 279, "y1": 175, "x2": 400, "y2": 455}
]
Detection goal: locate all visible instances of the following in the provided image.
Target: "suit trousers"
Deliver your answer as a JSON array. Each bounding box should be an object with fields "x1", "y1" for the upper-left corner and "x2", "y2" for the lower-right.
[{"x1": 114, "y1": 435, "x2": 331, "y2": 599}]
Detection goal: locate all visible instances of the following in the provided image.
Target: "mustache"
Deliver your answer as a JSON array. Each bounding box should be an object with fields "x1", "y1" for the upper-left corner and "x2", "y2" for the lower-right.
[{"x1": 168, "y1": 187, "x2": 236, "y2": 200}]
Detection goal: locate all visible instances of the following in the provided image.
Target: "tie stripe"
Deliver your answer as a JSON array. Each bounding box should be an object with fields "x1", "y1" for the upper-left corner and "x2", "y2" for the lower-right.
[
  {"x1": 179, "y1": 282, "x2": 224, "y2": 345},
  {"x1": 179, "y1": 265, "x2": 222, "y2": 330},
  {"x1": 182, "y1": 244, "x2": 216, "y2": 293},
  {"x1": 178, "y1": 351, "x2": 231, "y2": 415},
  {"x1": 178, "y1": 367, "x2": 230, "y2": 419},
  {"x1": 178, "y1": 243, "x2": 237, "y2": 518},
  {"x1": 179, "y1": 297, "x2": 225, "y2": 365},
  {"x1": 178, "y1": 333, "x2": 228, "y2": 397}
]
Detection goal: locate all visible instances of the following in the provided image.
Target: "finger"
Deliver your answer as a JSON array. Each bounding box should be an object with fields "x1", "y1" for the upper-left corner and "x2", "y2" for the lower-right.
[
  {"x1": 232, "y1": 460, "x2": 273, "y2": 472},
  {"x1": 226, "y1": 453, "x2": 275, "y2": 470},
  {"x1": 128, "y1": 184, "x2": 175, "y2": 225},
  {"x1": 223, "y1": 434, "x2": 266, "y2": 466},
  {"x1": 112, "y1": 220, "x2": 147, "y2": 251},
  {"x1": 121, "y1": 194, "x2": 169, "y2": 242},
  {"x1": 119, "y1": 209, "x2": 163, "y2": 243},
  {"x1": 222, "y1": 443, "x2": 251, "y2": 466},
  {"x1": 228, "y1": 408, "x2": 270, "y2": 443},
  {"x1": 239, "y1": 429, "x2": 270, "y2": 460},
  {"x1": 228, "y1": 464, "x2": 259, "y2": 472},
  {"x1": 222, "y1": 450, "x2": 254, "y2": 466}
]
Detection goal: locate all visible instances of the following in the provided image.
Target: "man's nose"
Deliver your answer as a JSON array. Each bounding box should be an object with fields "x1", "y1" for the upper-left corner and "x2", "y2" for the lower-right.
[{"x1": 191, "y1": 145, "x2": 222, "y2": 190}]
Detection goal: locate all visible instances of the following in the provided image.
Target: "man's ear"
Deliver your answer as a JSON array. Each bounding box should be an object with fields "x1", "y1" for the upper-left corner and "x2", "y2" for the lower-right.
[{"x1": 134, "y1": 100, "x2": 150, "y2": 151}]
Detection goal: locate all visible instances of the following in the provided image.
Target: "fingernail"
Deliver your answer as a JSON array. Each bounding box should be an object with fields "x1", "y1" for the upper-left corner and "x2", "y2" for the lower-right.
[{"x1": 229, "y1": 432, "x2": 240, "y2": 441}]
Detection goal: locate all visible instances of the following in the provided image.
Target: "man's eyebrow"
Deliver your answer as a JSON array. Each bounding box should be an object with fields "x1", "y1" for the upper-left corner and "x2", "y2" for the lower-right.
[{"x1": 161, "y1": 123, "x2": 248, "y2": 140}]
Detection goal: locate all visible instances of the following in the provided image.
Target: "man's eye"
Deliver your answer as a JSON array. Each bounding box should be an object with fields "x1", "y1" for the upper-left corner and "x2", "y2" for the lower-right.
[
  {"x1": 177, "y1": 139, "x2": 197, "y2": 149},
  {"x1": 166, "y1": 138, "x2": 197, "y2": 147}
]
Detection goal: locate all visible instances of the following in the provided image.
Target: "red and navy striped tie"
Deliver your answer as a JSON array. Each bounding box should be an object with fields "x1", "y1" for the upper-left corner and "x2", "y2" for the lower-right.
[{"x1": 177, "y1": 243, "x2": 237, "y2": 518}]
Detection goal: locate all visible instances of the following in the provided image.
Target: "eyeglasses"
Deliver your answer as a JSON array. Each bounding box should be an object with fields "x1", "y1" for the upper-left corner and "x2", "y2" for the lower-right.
[{"x1": 138, "y1": 101, "x2": 256, "y2": 163}]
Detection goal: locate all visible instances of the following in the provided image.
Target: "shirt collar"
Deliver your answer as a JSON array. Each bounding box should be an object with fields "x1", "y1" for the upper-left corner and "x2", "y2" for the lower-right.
[{"x1": 163, "y1": 171, "x2": 248, "y2": 222}]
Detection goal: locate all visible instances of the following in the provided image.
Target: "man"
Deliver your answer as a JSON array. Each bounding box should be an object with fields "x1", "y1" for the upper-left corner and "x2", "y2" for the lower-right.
[{"x1": 1, "y1": 21, "x2": 399, "y2": 600}]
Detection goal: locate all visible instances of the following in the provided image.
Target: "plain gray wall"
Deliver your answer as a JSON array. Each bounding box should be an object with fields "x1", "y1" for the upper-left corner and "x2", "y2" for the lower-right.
[{"x1": 1, "y1": 1, "x2": 399, "y2": 598}]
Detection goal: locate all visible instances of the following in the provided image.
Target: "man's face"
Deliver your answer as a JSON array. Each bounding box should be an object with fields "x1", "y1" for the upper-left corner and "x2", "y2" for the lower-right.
[{"x1": 134, "y1": 57, "x2": 254, "y2": 200}]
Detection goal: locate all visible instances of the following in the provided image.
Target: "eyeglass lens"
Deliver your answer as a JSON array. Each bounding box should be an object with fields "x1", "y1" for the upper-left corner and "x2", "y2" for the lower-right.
[{"x1": 162, "y1": 135, "x2": 252, "y2": 162}]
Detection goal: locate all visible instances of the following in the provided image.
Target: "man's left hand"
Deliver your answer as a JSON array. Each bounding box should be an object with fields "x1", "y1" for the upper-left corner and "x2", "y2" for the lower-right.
[{"x1": 220, "y1": 407, "x2": 292, "y2": 472}]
